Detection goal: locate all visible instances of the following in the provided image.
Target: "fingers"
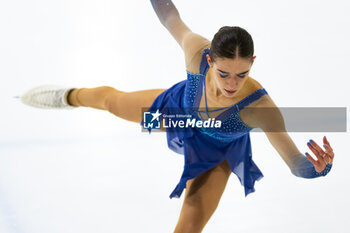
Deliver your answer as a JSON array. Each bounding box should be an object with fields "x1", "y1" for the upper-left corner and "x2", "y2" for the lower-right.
[
  {"x1": 307, "y1": 136, "x2": 335, "y2": 165},
  {"x1": 306, "y1": 137, "x2": 335, "y2": 166},
  {"x1": 305, "y1": 152, "x2": 317, "y2": 165},
  {"x1": 323, "y1": 136, "x2": 334, "y2": 153},
  {"x1": 307, "y1": 140, "x2": 325, "y2": 161},
  {"x1": 323, "y1": 144, "x2": 334, "y2": 159},
  {"x1": 322, "y1": 137, "x2": 335, "y2": 164},
  {"x1": 310, "y1": 139, "x2": 324, "y2": 153}
]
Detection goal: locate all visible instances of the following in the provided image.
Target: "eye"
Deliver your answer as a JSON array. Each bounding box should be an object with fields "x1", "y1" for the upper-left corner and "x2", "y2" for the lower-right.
[
  {"x1": 237, "y1": 74, "x2": 246, "y2": 78},
  {"x1": 219, "y1": 72, "x2": 228, "y2": 78}
]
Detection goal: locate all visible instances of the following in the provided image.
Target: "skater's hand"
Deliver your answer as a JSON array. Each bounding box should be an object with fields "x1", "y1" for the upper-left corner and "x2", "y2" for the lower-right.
[{"x1": 306, "y1": 136, "x2": 335, "y2": 173}]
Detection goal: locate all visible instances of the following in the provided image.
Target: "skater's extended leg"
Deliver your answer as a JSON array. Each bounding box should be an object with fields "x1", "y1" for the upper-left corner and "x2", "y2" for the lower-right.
[
  {"x1": 67, "y1": 86, "x2": 117, "y2": 110},
  {"x1": 67, "y1": 86, "x2": 166, "y2": 123},
  {"x1": 173, "y1": 160, "x2": 232, "y2": 233}
]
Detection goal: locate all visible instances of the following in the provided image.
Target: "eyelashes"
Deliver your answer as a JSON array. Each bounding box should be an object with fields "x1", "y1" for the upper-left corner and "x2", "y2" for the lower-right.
[
  {"x1": 219, "y1": 73, "x2": 228, "y2": 78},
  {"x1": 219, "y1": 72, "x2": 246, "y2": 79}
]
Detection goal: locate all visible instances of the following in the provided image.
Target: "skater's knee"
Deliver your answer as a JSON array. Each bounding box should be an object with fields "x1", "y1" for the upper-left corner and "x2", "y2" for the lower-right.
[
  {"x1": 98, "y1": 86, "x2": 122, "y2": 97},
  {"x1": 183, "y1": 193, "x2": 204, "y2": 208},
  {"x1": 102, "y1": 86, "x2": 124, "y2": 109}
]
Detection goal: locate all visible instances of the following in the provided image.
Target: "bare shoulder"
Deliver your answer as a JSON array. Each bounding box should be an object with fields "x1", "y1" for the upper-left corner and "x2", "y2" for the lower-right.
[
  {"x1": 184, "y1": 33, "x2": 211, "y2": 74},
  {"x1": 247, "y1": 76, "x2": 263, "y2": 92},
  {"x1": 241, "y1": 78, "x2": 285, "y2": 131},
  {"x1": 244, "y1": 76, "x2": 274, "y2": 107}
]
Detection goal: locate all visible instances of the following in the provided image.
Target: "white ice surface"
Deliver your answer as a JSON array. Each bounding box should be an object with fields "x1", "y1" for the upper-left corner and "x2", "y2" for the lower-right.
[{"x1": 1, "y1": 0, "x2": 350, "y2": 232}]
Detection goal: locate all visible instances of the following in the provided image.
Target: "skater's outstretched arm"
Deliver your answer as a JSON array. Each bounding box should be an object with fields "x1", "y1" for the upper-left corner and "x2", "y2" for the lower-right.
[
  {"x1": 150, "y1": 0, "x2": 210, "y2": 73},
  {"x1": 246, "y1": 94, "x2": 334, "y2": 178},
  {"x1": 150, "y1": 0, "x2": 191, "y2": 47}
]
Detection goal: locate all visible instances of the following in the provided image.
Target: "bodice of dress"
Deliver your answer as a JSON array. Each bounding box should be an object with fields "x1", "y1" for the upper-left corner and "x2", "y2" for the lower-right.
[{"x1": 184, "y1": 48, "x2": 268, "y2": 142}]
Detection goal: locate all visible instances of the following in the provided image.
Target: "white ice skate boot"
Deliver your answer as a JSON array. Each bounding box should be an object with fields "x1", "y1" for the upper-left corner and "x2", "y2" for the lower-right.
[{"x1": 16, "y1": 85, "x2": 78, "y2": 109}]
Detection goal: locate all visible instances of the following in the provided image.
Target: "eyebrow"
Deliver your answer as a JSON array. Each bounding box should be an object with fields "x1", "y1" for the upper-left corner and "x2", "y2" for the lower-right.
[{"x1": 217, "y1": 69, "x2": 250, "y2": 75}]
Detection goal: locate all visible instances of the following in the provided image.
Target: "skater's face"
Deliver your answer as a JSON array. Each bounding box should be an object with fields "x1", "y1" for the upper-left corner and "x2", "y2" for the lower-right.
[{"x1": 206, "y1": 54, "x2": 256, "y2": 98}]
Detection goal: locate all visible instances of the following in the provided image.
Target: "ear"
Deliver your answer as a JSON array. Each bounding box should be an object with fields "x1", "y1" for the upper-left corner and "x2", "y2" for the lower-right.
[
  {"x1": 206, "y1": 54, "x2": 213, "y2": 67},
  {"x1": 251, "y1": 56, "x2": 256, "y2": 64}
]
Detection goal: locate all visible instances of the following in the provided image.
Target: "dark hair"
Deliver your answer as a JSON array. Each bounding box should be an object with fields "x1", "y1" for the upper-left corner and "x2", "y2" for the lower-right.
[{"x1": 210, "y1": 26, "x2": 254, "y2": 62}]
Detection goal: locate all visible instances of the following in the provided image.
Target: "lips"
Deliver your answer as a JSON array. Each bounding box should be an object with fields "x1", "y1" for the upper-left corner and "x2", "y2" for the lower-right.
[{"x1": 224, "y1": 89, "x2": 236, "y2": 94}]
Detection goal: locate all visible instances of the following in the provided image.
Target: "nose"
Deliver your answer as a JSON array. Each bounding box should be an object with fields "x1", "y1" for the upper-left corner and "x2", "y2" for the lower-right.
[{"x1": 225, "y1": 77, "x2": 238, "y2": 89}]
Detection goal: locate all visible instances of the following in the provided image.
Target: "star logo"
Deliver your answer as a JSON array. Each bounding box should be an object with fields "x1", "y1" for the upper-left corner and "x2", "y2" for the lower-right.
[
  {"x1": 150, "y1": 109, "x2": 162, "y2": 122},
  {"x1": 143, "y1": 109, "x2": 162, "y2": 129}
]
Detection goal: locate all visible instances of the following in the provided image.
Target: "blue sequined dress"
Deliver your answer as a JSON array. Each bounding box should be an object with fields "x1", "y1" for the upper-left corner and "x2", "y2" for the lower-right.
[{"x1": 141, "y1": 48, "x2": 269, "y2": 199}]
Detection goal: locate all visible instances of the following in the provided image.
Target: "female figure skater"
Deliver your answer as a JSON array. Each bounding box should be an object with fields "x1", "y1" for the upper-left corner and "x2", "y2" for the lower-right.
[{"x1": 18, "y1": 0, "x2": 334, "y2": 232}]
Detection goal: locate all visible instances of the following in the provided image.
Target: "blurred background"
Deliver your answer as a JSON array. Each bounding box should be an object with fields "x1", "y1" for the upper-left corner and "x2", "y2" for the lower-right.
[{"x1": 0, "y1": 0, "x2": 349, "y2": 232}]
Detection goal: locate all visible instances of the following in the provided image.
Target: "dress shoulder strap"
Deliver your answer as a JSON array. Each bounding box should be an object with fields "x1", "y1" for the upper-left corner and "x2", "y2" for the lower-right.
[{"x1": 237, "y1": 88, "x2": 268, "y2": 110}]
